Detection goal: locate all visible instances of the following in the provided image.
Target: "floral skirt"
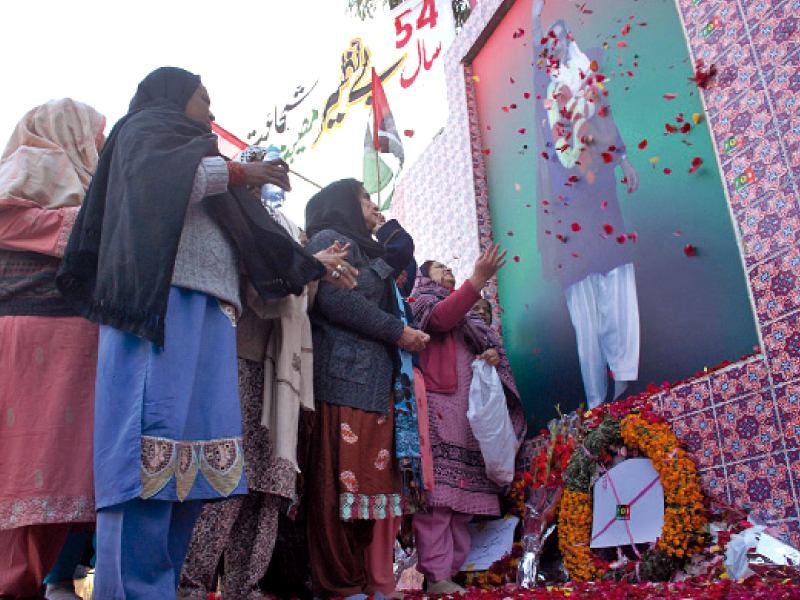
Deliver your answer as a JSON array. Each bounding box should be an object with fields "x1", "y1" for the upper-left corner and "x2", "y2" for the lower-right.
[{"x1": 312, "y1": 400, "x2": 403, "y2": 521}]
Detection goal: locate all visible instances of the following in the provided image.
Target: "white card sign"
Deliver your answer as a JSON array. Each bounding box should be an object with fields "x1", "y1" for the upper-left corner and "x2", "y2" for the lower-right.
[
  {"x1": 460, "y1": 515, "x2": 519, "y2": 572},
  {"x1": 590, "y1": 458, "x2": 664, "y2": 549}
]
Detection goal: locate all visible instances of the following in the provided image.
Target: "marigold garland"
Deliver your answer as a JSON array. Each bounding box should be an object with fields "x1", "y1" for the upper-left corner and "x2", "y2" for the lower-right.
[{"x1": 558, "y1": 412, "x2": 706, "y2": 583}]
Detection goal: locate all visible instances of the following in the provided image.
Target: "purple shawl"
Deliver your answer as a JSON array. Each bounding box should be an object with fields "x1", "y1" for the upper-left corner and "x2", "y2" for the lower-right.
[{"x1": 411, "y1": 274, "x2": 520, "y2": 401}]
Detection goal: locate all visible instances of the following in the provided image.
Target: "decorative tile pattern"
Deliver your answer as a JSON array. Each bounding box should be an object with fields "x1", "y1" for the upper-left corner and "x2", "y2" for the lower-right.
[
  {"x1": 393, "y1": 0, "x2": 800, "y2": 525},
  {"x1": 727, "y1": 452, "x2": 796, "y2": 520},
  {"x1": 699, "y1": 465, "x2": 731, "y2": 504},
  {"x1": 763, "y1": 312, "x2": 800, "y2": 384},
  {"x1": 660, "y1": 380, "x2": 713, "y2": 420},
  {"x1": 774, "y1": 382, "x2": 800, "y2": 450},
  {"x1": 750, "y1": 245, "x2": 800, "y2": 324},
  {"x1": 710, "y1": 358, "x2": 770, "y2": 404},
  {"x1": 671, "y1": 408, "x2": 723, "y2": 469},
  {"x1": 737, "y1": 185, "x2": 800, "y2": 267},
  {"x1": 714, "y1": 392, "x2": 782, "y2": 463}
]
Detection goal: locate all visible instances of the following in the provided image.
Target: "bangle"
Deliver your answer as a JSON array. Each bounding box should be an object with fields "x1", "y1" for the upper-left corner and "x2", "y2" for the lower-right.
[{"x1": 227, "y1": 161, "x2": 245, "y2": 187}]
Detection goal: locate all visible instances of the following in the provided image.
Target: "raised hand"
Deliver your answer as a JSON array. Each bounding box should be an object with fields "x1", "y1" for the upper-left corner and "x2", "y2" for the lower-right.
[
  {"x1": 372, "y1": 213, "x2": 387, "y2": 236},
  {"x1": 241, "y1": 158, "x2": 292, "y2": 192},
  {"x1": 469, "y1": 243, "x2": 508, "y2": 292}
]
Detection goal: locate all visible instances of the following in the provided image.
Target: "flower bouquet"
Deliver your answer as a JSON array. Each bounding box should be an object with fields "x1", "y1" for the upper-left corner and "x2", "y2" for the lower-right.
[{"x1": 517, "y1": 411, "x2": 577, "y2": 588}]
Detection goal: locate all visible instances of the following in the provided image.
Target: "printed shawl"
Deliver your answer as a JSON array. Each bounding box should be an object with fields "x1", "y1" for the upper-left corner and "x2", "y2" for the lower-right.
[
  {"x1": 0, "y1": 99, "x2": 105, "y2": 317},
  {"x1": 411, "y1": 274, "x2": 520, "y2": 401},
  {"x1": 394, "y1": 283, "x2": 425, "y2": 511}
]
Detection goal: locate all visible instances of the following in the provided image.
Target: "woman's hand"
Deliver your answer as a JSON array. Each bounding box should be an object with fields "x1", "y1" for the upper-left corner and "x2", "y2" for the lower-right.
[
  {"x1": 469, "y1": 243, "x2": 507, "y2": 292},
  {"x1": 397, "y1": 326, "x2": 430, "y2": 352},
  {"x1": 621, "y1": 157, "x2": 639, "y2": 194},
  {"x1": 372, "y1": 213, "x2": 386, "y2": 236},
  {"x1": 477, "y1": 348, "x2": 500, "y2": 367},
  {"x1": 315, "y1": 241, "x2": 359, "y2": 289},
  {"x1": 241, "y1": 159, "x2": 292, "y2": 192}
]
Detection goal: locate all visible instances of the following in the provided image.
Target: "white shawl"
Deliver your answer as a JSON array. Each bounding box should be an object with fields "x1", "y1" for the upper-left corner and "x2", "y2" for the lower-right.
[{"x1": 244, "y1": 211, "x2": 316, "y2": 473}]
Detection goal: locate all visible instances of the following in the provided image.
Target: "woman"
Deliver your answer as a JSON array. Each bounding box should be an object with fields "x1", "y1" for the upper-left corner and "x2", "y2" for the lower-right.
[
  {"x1": 178, "y1": 146, "x2": 357, "y2": 600},
  {"x1": 56, "y1": 67, "x2": 329, "y2": 600},
  {"x1": 471, "y1": 298, "x2": 493, "y2": 327},
  {"x1": 533, "y1": 0, "x2": 640, "y2": 409},
  {"x1": 410, "y1": 247, "x2": 526, "y2": 594},
  {"x1": 0, "y1": 99, "x2": 105, "y2": 600},
  {"x1": 304, "y1": 179, "x2": 429, "y2": 599}
]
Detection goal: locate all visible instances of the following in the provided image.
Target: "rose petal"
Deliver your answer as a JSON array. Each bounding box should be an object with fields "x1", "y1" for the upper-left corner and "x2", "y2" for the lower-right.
[
  {"x1": 518, "y1": 128, "x2": 527, "y2": 134},
  {"x1": 571, "y1": 223, "x2": 581, "y2": 232},
  {"x1": 603, "y1": 223, "x2": 614, "y2": 234},
  {"x1": 664, "y1": 168, "x2": 672, "y2": 174},
  {"x1": 524, "y1": 92, "x2": 531, "y2": 99},
  {"x1": 513, "y1": 255, "x2": 520, "y2": 262},
  {"x1": 403, "y1": 129, "x2": 415, "y2": 138},
  {"x1": 601, "y1": 152, "x2": 614, "y2": 163},
  {"x1": 617, "y1": 41, "x2": 628, "y2": 47},
  {"x1": 664, "y1": 93, "x2": 678, "y2": 100},
  {"x1": 602, "y1": 201, "x2": 609, "y2": 208},
  {"x1": 681, "y1": 123, "x2": 691, "y2": 133},
  {"x1": 684, "y1": 244, "x2": 696, "y2": 257},
  {"x1": 484, "y1": 149, "x2": 491, "y2": 155},
  {"x1": 693, "y1": 112, "x2": 702, "y2": 124},
  {"x1": 616, "y1": 235, "x2": 627, "y2": 244},
  {"x1": 638, "y1": 139, "x2": 648, "y2": 149}
]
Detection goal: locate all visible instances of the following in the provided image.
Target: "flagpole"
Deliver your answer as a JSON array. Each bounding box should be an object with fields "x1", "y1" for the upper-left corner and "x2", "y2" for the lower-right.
[{"x1": 375, "y1": 149, "x2": 382, "y2": 210}]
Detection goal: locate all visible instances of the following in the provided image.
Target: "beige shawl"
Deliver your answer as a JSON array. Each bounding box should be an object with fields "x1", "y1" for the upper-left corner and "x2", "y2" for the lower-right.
[
  {"x1": 0, "y1": 99, "x2": 105, "y2": 209},
  {"x1": 238, "y1": 211, "x2": 316, "y2": 473}
]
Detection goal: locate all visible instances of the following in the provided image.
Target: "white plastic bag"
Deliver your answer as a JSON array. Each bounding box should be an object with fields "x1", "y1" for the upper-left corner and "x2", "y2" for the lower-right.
[
  {"x1": 725, "y1": 524, "x2": 766, "y2": 580},
  {"x1": 467, "y1": 359, "x2": 519, "y2": 486}
]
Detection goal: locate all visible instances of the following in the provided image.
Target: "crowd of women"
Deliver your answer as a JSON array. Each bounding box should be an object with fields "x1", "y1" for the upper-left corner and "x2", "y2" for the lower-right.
[{"x1": 0, "y1": 67, "x2": 526, "y2": 600}]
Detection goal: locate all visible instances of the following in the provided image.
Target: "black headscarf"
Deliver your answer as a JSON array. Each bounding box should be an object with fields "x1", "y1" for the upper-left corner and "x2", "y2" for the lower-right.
[
  {"x1": 128, "y1": 67, "x2": 201, "y2": 113},
  {"x1": 57, "y1": 67, "x2": 325, "y2": 346},
  {"x1": 305, "y1": 178, "x2": 386, "y2": 259}
]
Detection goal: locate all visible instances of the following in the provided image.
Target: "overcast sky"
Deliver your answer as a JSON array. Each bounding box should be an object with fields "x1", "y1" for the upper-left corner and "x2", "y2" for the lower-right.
[{"x1": 0, "y1": 0, "x2": 400, "y2": 223}]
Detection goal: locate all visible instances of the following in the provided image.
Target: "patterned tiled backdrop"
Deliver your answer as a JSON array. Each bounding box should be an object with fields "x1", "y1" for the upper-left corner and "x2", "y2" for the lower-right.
[{"x1": 393, "y1": 0, "x2": 800, "y2": 543}]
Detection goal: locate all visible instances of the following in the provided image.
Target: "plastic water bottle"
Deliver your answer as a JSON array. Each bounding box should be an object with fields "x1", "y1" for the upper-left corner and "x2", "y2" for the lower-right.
[{"x1": 261, "y1": 145, "x2": 286, "y2": 209}]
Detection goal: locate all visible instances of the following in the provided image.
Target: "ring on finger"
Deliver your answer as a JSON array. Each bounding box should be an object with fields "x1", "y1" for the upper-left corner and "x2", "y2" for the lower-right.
[
  {"x1": 331, "y1": 270, "x2": 341, "y2": 279},
  {"x1": 340, "y1": 266, "x2": 349, "y2": 274}
]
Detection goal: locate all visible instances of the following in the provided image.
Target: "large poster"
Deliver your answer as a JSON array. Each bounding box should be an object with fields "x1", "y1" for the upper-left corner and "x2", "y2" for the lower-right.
[{"x1": 472, "y1": 0, "x2": 759, "y2": 428}]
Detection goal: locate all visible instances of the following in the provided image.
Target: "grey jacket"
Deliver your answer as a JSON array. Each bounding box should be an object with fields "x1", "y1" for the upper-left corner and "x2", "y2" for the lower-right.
[{"x1": 306, "y1": 229, "x2": 404, "y2": 414}]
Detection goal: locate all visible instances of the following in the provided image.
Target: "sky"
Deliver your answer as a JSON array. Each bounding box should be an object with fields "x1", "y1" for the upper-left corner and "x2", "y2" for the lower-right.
[{"x1": 0, "y1": 0, "x2": 407, "y2": 223}]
